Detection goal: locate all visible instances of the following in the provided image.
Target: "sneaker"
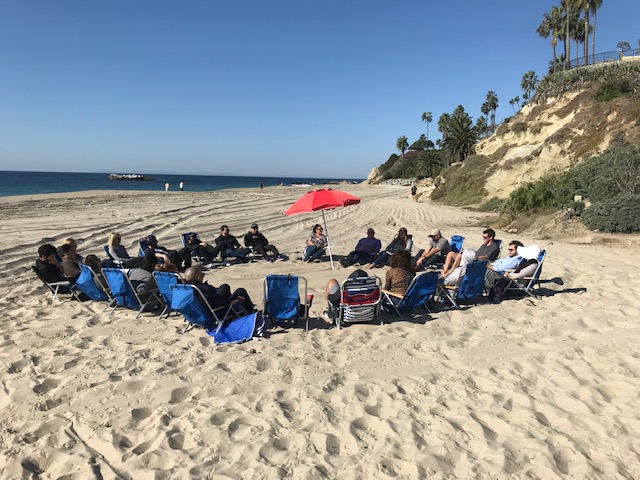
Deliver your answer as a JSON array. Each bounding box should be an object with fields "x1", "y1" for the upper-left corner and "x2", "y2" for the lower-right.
[
  {"x1": 277, "y1": 255, "x2": 285, "y2": 261},
  {"x1": 339, "y1": 258, "x2": 350, "y2": 268},
  {"x1": 313, "y1": 259, "x2": 321, "y2": 263},
  {"x1": 265, "y1": 257, "x2": 273, "y2": 263}
]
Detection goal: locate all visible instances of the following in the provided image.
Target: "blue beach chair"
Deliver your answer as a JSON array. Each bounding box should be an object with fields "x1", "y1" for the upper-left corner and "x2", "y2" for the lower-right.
[
  {"x1": 170, "y1": 283, "x2": 242, "y2": 333},
  {"x1": 102, "y1": 268, "x2": 161, "y2": 318},
  {"x1": 263, "y1": 274, "x2": 309, "y2": 333},
  {"x1": 504, "y1": 250, "x2": 547, "y2": 298},
  {"x1": 153, "y1": 271, "x2": 182, "y2": 318},
  {"x1": 74, "y1": 264, "x2": 108, "y2": 302},
  {"x1": 440, "y1": 260, "x2": 488, "y2": 308},
  {"x1": 450, "y1": 235, "x2": 465, "y2": 254},
  {"x1": 382, "y1": 271, "x2": 439, "y2": 320}
]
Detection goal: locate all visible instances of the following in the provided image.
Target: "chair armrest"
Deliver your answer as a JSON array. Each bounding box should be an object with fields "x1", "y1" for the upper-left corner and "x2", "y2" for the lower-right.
[{"x1": 382, "y1": 289, "x2": 402, "y2": 299}]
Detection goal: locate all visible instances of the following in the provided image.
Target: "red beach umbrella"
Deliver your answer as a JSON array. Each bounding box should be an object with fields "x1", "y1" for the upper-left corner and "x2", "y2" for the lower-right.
[{"x1": 283, "y1": 188, "x2": 362, "y2": 269}]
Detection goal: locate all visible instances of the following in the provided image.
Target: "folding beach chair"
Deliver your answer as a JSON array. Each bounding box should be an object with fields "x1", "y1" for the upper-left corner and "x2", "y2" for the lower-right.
[
  {"x1": 263, "y1": 275, "x2": 309, "y2": 333},
  {"x1": 382, "y1": 271, "x2": 439, "y2": 320},
  {"x1": 152, "y1": 271, "x2": 182, "y2": 318},
  {"x1": 102, "y1": 268, "x2": 162, "y2": 318},
  {"x1": 170, "y1": 284, "x2": 242, "y2": 333},
  {"x1": 450, "y1": 235, "x2": 465, "y2": 254},
  {"x1": 180, "y1": 232, "x2": 205, "y2": 264},
  {"x1": 31, "y1": 266, "x2": 82, "y2": 305},
  {"x1": 331, "y1": 275, "x2": 382, "y2": 329},
  {"x1": 440, "y1": 260, "x2": 488, "y2": 308},
  {"x1": 494, "y1": 239, "x2": 503, "y2": 258},
  {"x1": 74, "y1": 264, "x2": 109, "y2": 303},
  {"x1": 504, "y1": 250, "x2": 547, "y2": 298},
  {"x1": 138, "y1": 238, "x2": 150, "y2": 257}
]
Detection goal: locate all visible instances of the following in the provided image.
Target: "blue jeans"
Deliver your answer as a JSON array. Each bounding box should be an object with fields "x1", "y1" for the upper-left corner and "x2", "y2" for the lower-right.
[
  {"x1": 304, "y1": 245, "x2": 325, "y2": 262},
  {"x1": 346, "y1": 250, "x2": 374, "y2": 265},
  {"x1": 372, "y1": 251, "x2": 391, "y2": 267}
]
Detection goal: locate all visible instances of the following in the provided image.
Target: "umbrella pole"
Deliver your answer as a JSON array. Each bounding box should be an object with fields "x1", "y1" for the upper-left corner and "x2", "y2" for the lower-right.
[{"x1": 322, "y1": 210, "x2": 335, "y2": 270}]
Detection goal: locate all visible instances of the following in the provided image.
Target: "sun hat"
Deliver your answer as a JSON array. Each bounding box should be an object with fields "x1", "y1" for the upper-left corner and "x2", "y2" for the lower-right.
[
  {"x1": 428, "y1": 228, "x2": 441, "y2": 237},
  {"x1": 517, "y1": 244, "x2": 542, "y2": 260}
]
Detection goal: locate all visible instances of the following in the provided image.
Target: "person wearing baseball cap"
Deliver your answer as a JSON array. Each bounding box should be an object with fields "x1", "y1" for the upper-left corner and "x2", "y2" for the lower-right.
[
  {"x1": 244, "y1": 223, "x2": 282, "y2": 262},
  {"x1": 340, "y1": 227, "x2": 381, "y2": 268},
  {"x1": 412, "y1": 228, "x2": 451, "y2": 271}
]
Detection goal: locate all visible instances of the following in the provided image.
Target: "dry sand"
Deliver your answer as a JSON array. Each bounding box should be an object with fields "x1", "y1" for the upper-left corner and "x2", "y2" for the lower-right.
[{"x1": 1, "y1": 184, "x2": 639, "y2": 479}]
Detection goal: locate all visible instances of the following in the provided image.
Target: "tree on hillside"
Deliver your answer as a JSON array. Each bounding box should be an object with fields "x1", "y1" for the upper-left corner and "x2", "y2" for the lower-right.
[
  {"x1": 484, "y1": 91, "x2": 499, "y2": 132},
  {"x1": 440, "y1": 105, "x2": 479, "y2": 164},
  {"x1": 437, "y1": 113, "x2": 450, "y2": 136},
  {"x1": 396, "y1": 136, "x2": 409, "y2": 177},
  {"x1": 421, "y1": 111, "x2": 433, "y2": 142},
  {"x1": 475, "y1": 116, "x2": 489, "y2": 139},
  {"x1": 417, "y1": 150, "x2": 444, "y2": 178},
  {"x1": 562, "y1": 0, "x2": 572, "y2": 69},
  {"x1": 521, "y1": 71, "x2": 538, "y2": 103},
  {"x1": 590, "y1": 0, "x2": 603, "y2": 64},
  {"x1": 537, "y1": 5, "x2": 564, "y2": 73},
  {"x1": 409, "y1": 134, "x2": 433, "y2": 151}
]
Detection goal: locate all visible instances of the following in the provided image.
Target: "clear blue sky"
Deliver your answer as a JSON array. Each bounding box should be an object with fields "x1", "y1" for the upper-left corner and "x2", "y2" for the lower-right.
[{"x1": 0, "y1": 1, "x2": 638, "y2": 179}]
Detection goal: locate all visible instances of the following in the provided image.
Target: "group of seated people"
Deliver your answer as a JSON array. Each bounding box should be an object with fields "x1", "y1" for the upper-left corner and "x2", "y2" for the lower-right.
[{"x1": 329, "y1": 227, "x2": 543, "y2": 304}]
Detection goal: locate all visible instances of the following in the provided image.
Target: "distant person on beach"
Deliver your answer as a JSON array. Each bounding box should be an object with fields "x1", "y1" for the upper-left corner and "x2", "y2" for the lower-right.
[
  {"x1": 340, "y1": 228, "x2": 381, "y2": 268},
  {"x1": 410, "y1": 183, "x2": 417, "y2": 201},
  {"x1": 34, "y1": 244, "x2": 67, "y2": 284},
  {"x1": 244, "y1": 223, "x2": 281, "y2": 262},
  {"x1": 179, "y1": 181, "x2": 184, "y2": 191},
  {"x1": 184, "y1": 265, "x2": 254, "y2": 313},
  {"x1": 165, "y1": 182, "x2": 170, "y2": 191},
  {"x1": 412, "y1": 228, "x2": 451, "y2": 271},
  {"x1": 259, "y1": 181, "x2": 264, "y2": 191},
  {"x1": 215, "y1": 226, "x2": 251, "y2": 263},
  {"x1": 106, "y1": 232, "x2": 143, "y2": 268},
  {"x1": 303, "y1": 224, "x2": 328, "y2": 263}
]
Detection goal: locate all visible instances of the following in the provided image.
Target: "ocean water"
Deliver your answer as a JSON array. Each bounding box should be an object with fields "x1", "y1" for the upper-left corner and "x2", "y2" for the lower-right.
[{"x1": 0, "y1": 171, "x2": 363, "y2": 197}]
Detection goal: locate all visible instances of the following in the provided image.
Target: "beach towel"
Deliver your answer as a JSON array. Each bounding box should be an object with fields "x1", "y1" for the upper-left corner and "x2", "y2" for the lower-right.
[{"x1": 207, "y1": 312, "x2": 266, "y2": 345}]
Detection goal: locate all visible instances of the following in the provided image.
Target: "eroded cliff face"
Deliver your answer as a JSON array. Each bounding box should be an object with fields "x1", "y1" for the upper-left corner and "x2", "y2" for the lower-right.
[
  {"x1": 366, "y1": 75, "x2": 640, "y2": 201},
  {"x1": 478, "y1": 83, "x2": 640, "y2": 200}
]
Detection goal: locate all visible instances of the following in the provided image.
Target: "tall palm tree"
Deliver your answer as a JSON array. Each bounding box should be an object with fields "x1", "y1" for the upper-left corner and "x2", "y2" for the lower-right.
[
  {"x1": 590, "y1": 0, "x2": 602, "y2": 64},
  {"x1": 521, "y1": 71, "x2": 538, "y2": 103},
  {"x1": 421, "y1": 111, "x2": 433, "y2": 142},
  {"x1": 437, "y1": 113, "x2": 450, "y2": 136},
  {"x1": 537, "y1": 6, "x2": 564, "y2": 72},
  {"x1": 562, "y1": 0, "x2": 573, "y2": 69},
  {"x1": 396, "y1": 136, "x2": 409, "y2": 178},
  {"x1": 484, "y1": 91, "x2": 499, "y2": 131},
  {"x1": 514, "y1": 95, "x2": 520, "y2": 109}
]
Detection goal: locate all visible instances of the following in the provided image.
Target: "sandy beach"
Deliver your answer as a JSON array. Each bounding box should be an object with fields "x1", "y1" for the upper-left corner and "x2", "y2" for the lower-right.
[{"x1": 1, "y1": 183, "x2": 640, "y2": 479}]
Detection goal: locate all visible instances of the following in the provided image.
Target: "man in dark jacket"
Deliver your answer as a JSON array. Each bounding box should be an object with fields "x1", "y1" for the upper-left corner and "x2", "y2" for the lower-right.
[
  {"x1": 243, "y1": 223, "x2": 281, "y2": 262},
  {"x1": 141, "y1": 234, "x2": 192, "y2": 272},
  {"x1": 183, "y1": 266, "x2": 254, "y2": 313},
  {"x1": 215, "y1": 225, "x2": 251, "y2": 263},
  {"x1": 34, "y1": 244, "x2": 67, "y2": 283}
]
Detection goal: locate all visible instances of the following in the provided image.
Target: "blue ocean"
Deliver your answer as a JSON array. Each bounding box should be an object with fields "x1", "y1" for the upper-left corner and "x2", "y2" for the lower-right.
[{"x1": 0, "y1": 171, "x2": 363, "y2": 197}]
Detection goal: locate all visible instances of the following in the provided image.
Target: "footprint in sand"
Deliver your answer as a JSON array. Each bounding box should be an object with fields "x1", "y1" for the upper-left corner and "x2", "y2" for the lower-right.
[
  {"x1": 169, "y1": 387, "x2": 194, "y2": 404},
  {"x1": 32, "y1": 378, "x2": 60, "y2": 395}
]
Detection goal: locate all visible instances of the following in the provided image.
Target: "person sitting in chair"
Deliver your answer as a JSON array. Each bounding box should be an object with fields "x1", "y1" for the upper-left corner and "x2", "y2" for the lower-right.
[
  {"x1": 141, "y1": 234, "x2": 192, "y2": 272},
  {"x1": 384, "y1": 250, "x2": 415, "y2": 294},
  {"x1": 412, "y1": 229, "x2": 451, "y2": 271},
  {"x1": 183, "y1": 265, "x2": 254, "y2": 312},
  {"x1": 340, "y1": 228, "x2": 382, "y2": 268},
  {"x1": 185, "y1": 233, "x2": 221, "y2": 264},
  {"x1": 368, "y1": 227, "x2": 411, "y2": 268},
  {"x1": 304, "y1": 224, "x2": 328, "y2": 263},
  {"x1": 59, "y1": 243, "x2": 82, "y2": 281},
  {"x1": 441, "y1": 228, "x2": 501, "y2": 276},
  {"x1": 107, "y1": 232, "x2": 143, "y2": 268},
  {"x1": 244, "y1": 223, "x2": 281, "y2": 262},
  {"x1": 215, "y1": 225, "x2": 251, "y2": 263},
  {"x1": 35, "y1": 244, "x2": 67, "y2": 284}
]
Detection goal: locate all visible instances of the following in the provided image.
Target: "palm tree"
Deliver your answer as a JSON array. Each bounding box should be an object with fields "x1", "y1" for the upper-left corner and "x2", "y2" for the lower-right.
[
  {"x1": 441, "y1": 106, "x2": 479, "y2": 164},
  {"x1": 484, "y1": 91, "x2": 499, "y2": 131},
  {"x1": 521, "y1": 71, "x2": 538, "y2": 103},
  {"x1": 437, "y1": 113, "x2": 450, "y2": 136},
  {"x1": 421, "y1": 111, "x2": 433, "y2": 142},
  {"x1": 562, "y1": 0, "x2": 573, "y2": 69},
  {"x1": 396, "y1": 136, "x2": 409, "y2": 178},
  {"x1": 475, "y1": 116, "x2": 489, "y2": 139},
  {"x1": 514, "y1": 95, "x2": 520, "y2": 109},
  {"x1": 537, "y1": 6, "x2": 564, "y2": 72},
  {"x1": 509, "y1": 98, "x2": 516, "y2": 114},
  {"x1": 590, "y1": 0, "x2": 603, "y2": 64}
]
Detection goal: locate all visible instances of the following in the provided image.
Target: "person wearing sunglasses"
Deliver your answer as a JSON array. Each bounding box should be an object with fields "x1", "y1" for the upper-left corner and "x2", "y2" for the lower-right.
[
  {"x1": 441, "y1": 228, "x2": 501, "y2": 277},
  {"x1": 215, "y1": 225, "x2": 252, "y2": 263},
  {"x1": 304, "y1": 224, "x2": 328, "y2": 263}
]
